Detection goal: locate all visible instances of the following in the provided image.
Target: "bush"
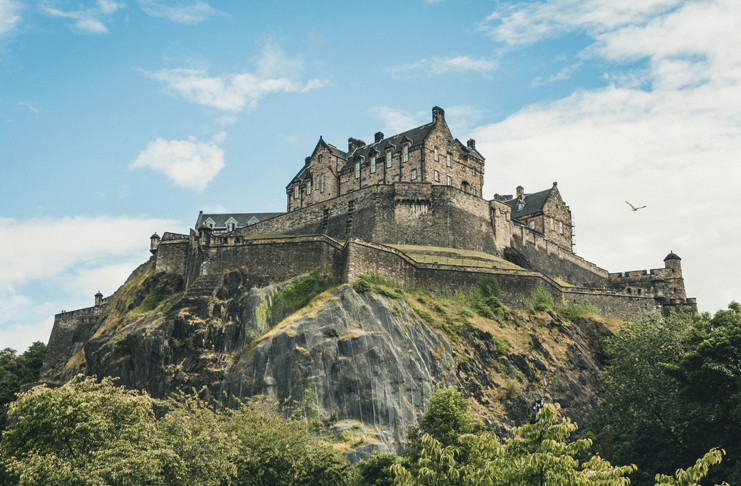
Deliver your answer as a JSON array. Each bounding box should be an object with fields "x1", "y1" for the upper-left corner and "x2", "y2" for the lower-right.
[
  {"x1": 503, "y1": 379, "x2": 522, "y2": 398},
  {"x1": 523, "y1": 287, "x2": 555, "y2": 313},
  {"x1": 478, "y1": 276, "x2": 500, "y2": 298}
]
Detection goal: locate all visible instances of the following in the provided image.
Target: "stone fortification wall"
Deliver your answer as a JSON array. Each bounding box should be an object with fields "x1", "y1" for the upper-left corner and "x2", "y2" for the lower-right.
[
  {"x1": 200, "y1": 235, "x2": 346, "y2": 287},
  {"x1": 154, "y1": 232, "x2": 189, "y2": 276},
  {"x1": 43, "y1": 305, "x2": 105, "y2": 379},
  {"x1": 236, "y1": 183, "x2": 504, "y2": 256},
  {"x1": 344, "y1": 239, "x2": 649, "y2": 319},
  {"x1": 508, "y1": 223, "x2": 608, "y2": 287}
]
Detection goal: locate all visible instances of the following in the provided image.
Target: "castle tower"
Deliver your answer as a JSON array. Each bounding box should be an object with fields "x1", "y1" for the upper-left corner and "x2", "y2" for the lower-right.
[
  {"x1": 150, "y1": 233, "x2": 160, "y2": 254},
  {"x1": 662, "y1": 251, "x2": 687, "y2": 300}
]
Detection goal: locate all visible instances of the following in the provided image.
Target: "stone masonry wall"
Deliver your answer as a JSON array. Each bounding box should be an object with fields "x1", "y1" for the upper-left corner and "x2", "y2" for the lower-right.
[
  {"x1": 154, "y1": 233, "x2": 189, "y2": 276},
  {"x1": 508, "y1": 224, "x2": 608, "y2": 287},
  {"x1": 42, "y1": 305, "x2": 105, "y2": 380}
]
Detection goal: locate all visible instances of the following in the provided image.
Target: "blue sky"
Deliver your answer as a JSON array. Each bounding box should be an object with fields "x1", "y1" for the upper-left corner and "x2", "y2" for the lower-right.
[{"x1": 2, "y1": 0, "x2": 740, "y2": 351}]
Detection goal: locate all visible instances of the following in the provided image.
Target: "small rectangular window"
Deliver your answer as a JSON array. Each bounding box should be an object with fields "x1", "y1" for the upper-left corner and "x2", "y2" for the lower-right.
[
  {"x1": 386, "y1": 151, "x2": 392, "y2": 168},
  {"x1": 371, "y1": 156, "x2": 376, "y2": 173},
  {"x1": 530, "y1": 220, "x2": 535, "y2": 229},
  {"x1": 355, "y1": 162, "x2": 360, "y2": 179},
  {"x1": 446, "y1": 154, "x2": 451, "y2": 167},
  {"x1": 403, "y1": 145, "x2": 409, "y2": 162},
  {"x1": 294, "y1": 185, "x2": 299, "y2": 199},
  {"x1": 394, "y1": 175, "x2": 400, "y2": 182},
  {"x1": 560, "y1": 222, "x2": 563, "y2": 234},
  {"x1": 307, "y1": 181, "x2": 311, "y2": 195},
  {"x1": 434, "y1": 148, "x2": 438, "y2": 161},
  {"x1": 550, "y1": 217, "x2": 554, "y2": 230},
  {"x1": 412, "y1": 169, "x2": 417, "y2": 180},
  {"x1": 321, "y1": 174, "x2": 325, "y2": 193},
  {"x1": 446, "y1": 176, "x2": 451, "y2": 186},
  {"x1": 434, "y1": 170, "x2": 439, "y2": 182}
]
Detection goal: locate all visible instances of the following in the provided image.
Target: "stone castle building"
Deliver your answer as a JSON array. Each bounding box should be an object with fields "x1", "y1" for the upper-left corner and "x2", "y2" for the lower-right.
[{"x1": 47, "y1": 106, "x2": 697, "y2": 374}]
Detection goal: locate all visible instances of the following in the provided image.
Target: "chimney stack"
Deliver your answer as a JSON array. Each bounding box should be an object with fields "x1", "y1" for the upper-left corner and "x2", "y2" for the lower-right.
[
  {"x1": 467, "y1": 139, "x2": 476, "y2": 150},
  {"x1": 348, "y1": 137, "x2": 366, "y2": 154},
  {"x1": 432, "y1": 106, "x2": 445, "y2": 123},
  {"x1": 305, "y1": 157, "x2": 311, "y2": 166},
  {"x1": 516, "y1": 186, "x2": 524, "y2": 200},
  {"x1": 375, "y1": 131, "x2": 384, "y2": 143}
]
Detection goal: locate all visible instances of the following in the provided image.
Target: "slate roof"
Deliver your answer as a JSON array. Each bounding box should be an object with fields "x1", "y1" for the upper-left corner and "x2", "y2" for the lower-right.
[
  {"x1": 196, "y1": 212, "x2": 284, "y2": 230},
  {"x1": 503, "y1": 188, "x2": 553, "y2": 220},
  {"x1": 338, "y1": 122, "x2": 437, "y2": 172}
]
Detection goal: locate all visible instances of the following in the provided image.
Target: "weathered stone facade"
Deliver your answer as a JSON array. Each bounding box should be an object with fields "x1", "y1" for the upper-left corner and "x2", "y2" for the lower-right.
[{"x1": 286, "y1": 107, "x2": 485, "y2": 213}]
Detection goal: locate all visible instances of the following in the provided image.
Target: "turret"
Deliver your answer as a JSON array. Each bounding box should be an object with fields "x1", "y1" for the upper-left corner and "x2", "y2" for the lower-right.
[
  {"x1": 664, "y1": 251, "x2": 682, "y2": 278},
  {"x1": 94, "y1": 291, "x2": 103, "y2": 307},
  {"x1": 199, "y1": 224, "x2": 212, "y2": 247},
  {"x1": 150, "y1": 233, "x2": 160, "y2": 254}
]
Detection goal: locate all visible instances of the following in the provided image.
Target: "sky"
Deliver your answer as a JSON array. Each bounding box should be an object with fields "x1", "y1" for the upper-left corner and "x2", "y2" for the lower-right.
[{"x1": 1, "y1": 0, "x2": 740, "y2": 352}]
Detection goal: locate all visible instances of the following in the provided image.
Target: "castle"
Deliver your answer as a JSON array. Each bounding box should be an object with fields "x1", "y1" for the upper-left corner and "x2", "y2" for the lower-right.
[{"x1": 45, "y1": 107, "x2": 697, "y2": 372}]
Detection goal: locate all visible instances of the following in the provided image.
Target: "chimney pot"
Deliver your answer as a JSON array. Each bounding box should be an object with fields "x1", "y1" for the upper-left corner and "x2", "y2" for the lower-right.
[
  {"x1": 516, "y1": 186, "x2": 525, "y2": 199},
  {"x1": 467, "y1": 139, "x2": 476, "y2": 150},
  {"x1": 375, "y1": 131, "x2": 384, "y2": 143}
]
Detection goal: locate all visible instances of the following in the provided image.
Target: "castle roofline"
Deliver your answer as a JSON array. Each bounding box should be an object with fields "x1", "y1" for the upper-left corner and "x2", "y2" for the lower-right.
[
  {"x1": 502, "y1": 187, "x2": 554, "y2": 219},
  {"x1": 664, "y1": 251, "x2": 681, "y2": 261}
]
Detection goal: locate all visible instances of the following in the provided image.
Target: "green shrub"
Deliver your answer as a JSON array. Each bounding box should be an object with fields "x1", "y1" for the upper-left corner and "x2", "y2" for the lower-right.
[
  {"x1": 139, "y1": 286, "x2": 166, "y2": 312},
  {"x1": 504, "y1": 378, "x2": 522, "y2": 398},
  {"x1": 492, "y1": 337, "x2": 512, "y2": 356},
  {"x1": 353, "y1": 279, "x2": 372, "y2": 293},
  {"x1": 558, "y1": 302, "x2": 600, "y2": 320},
  {"x1": 478, "y1": 276, "x2": 500, "y2": 298},
  {"x1": 324, "y1": 327, "x2": 340, "y2": 338},
  {"x1": 523, "y1": 287, "x2": 555, "y2": 313}
]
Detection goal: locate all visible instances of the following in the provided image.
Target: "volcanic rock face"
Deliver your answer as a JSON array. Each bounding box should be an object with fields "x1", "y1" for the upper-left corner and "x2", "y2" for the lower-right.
[{"x1": 42, "y1": 264, "x2": 615, "y2": 460}]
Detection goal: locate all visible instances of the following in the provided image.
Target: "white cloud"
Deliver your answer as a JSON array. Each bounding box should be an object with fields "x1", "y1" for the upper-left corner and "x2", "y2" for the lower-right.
[
  {"x1": 138, "y1": 0, "x2": 218, "y2": 24},
  {"x1": 42, "y1": 0, "x2": 125, "y2": 34},
  {"x1": 480, "y1": 0, "x2": 684, "y2": 47},
  {"x1": 388, "y1": 55, "x2": 497, "y2": 78},
  {"x1": 130, "y1": 135, "x2": 225, "y2": 191},
  {"x1": 143, "y1": 44, "x2": 327, "y2": 112},
  {"x1": 18, "y1": 101, "x2": 40, "y2": 113},
  {"x1": 0, "y1": 0, "x2": 22, "y2": 37},
  {"x1": 370, "y1": 107, "x2": 427, "y2": 135},
  {"x1": 0, "y1": 215, "x2": 183, "y2": 351},
  {"x1": 473, "y1": 0, "x2": 741, "y2": 313}
]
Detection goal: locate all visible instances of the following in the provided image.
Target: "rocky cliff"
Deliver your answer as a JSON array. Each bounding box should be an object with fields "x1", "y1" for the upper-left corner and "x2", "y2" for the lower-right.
[{"x1": 42, "y1": 261, "x2": 616, "y2": 460}]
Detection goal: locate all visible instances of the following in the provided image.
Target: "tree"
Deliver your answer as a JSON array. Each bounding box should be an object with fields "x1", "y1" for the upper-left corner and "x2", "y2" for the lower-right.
[
  {"x1": 586, "y1": 305, "x2": 741, "y2": 485},
  {"x1": 1, "y1": 375, "x2": 174, "y2": 486},
  {"x1": 402, "y1": 386, "x2": 483, "y2": 474},
  {"x1": 228, "y1": 398, "x2": 354, "y2": 486},
  {"x1": 0, "y1": 342, "x2": 46, "y2": 431},
  {"x1": 393, "y1": 403, "x2": 636, "y2": 486},
  {"x1": 354, "y1": 451, "x2": 399, "y2": 486}
]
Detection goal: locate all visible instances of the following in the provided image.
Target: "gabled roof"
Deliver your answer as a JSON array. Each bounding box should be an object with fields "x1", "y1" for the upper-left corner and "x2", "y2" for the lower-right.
[
  {"x1": 456, "y1": 139, "x2": 485, "y2": 162},
  {"x1": 338, "y1": 122, "x2": 436, "y2": 172},
  {"x1": 287, "y1": 165, "x2": 312, "y2": 188},
  {"x1": 503, "y1": 188, "x2": 554, "y2": 220},
  {"x1": 196, "y1": 212, "x2": 284, "y2": 229}
]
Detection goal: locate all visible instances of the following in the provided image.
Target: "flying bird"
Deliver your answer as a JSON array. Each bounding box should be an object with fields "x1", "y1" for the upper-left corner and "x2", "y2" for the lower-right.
[{"x1": 626, "y1": 201, "x2": 646, "y2": 211}]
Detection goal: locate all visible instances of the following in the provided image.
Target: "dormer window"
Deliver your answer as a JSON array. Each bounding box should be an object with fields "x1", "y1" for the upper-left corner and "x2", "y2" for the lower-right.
[
  {"x1": 446, "y1": 154, "x2": 451, "y2": 167},
  {"x1": 294, "y1": 185, "x2": 299, "y2": 199},
  {"x1": 307, "y1": 180, "x2": 312, "y2": 195},
  {"x1": 371, "y1": 155, "x2": 376, "y2": 173},
  {"x1": 386, "y1": 151, "x2": 392, "y2": 168},
  {"x1": 402, "y1": 145, "x2": 409, "y2": 162},
  {"x1": 355, "y1": 161, "x2": 360, "y2": 179},
  {"x1": 227, "y1": 222, "x2": 235, "y2": 232},
  {"x1": 434, "y1": 148, "x2": 438, "y2": 161}
]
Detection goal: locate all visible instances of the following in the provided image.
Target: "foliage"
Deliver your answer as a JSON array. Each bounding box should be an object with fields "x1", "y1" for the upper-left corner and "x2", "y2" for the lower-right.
[
  {"x1": 586, "y1": 304, "x2": 741, "y2": 486},
  {"x1": 558, "y1": 302, "x2": 600, "y2": 320},
  {"x1": 0, "y1": 342, "x2": 46, "y2": 431},
  {"x1": 281, "y1": 268, "x2": 329, "y2": 310},
  {"x1": 522, "y1": 286, "x2": 555, "y2": 313},
  {"x1": 503, "y1": 378, "x2": 522, "y2": 399},
  {"x1": 1, "y1": 375, "x2": 176, "y2": 486},
  {"x1": 229, "y1": 398, "x2": 355, "y2": 486},
  {"x1": 138, "y1": 285, "x2": 167, "y2": 312},
  {"x1": 654, "y1": 448, "x2": 729, "y2": 486},
  {"x1": 477, "y1": 276, "x2": 500, "y2": 299},
  {"x1": 354, "y1": 451, "x2": 399, "y2": 486},
  {"x1": 402, "y1": 386, "x2": 483, "y2": 474},
  {"x1": 393, "y1": 403, "x2": 636, "y2": 486}
]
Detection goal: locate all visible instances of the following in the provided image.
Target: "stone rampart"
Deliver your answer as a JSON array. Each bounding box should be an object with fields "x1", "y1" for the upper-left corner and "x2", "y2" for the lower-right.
[
  {"x1": 42, "y1": 305, "x2": 106, "y2": 380},
  {"x1": 509, "y1": 223, "x2": 608, "y2": 287}
]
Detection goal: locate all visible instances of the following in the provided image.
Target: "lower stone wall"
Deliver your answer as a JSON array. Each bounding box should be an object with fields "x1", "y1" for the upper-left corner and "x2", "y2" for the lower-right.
[
  {"x1": 42, "y1": 306, "x2": 104, "y2": 380},
  {"x1": 509, "y1": 225, "x2": 608, "y2": 287},
  {"x1": 202, "y1": 236, "x2": 347, "y2": 287},
  {"x1": 563, "y1": 289, "x2": 661, "y2": 318}
]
